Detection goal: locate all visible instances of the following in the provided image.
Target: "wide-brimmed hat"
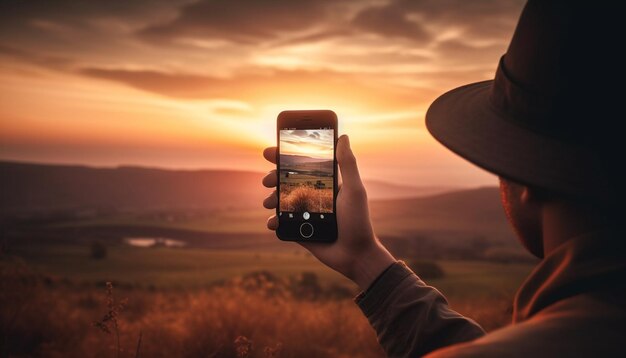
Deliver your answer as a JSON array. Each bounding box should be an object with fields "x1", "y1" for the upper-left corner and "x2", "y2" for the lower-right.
[{"x1": 426, "y1": 1, "x2": 621, "y2": 200}]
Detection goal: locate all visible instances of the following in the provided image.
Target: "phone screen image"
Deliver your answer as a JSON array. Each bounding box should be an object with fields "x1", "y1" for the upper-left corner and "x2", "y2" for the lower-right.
[{"x1": 279, "y1": 128, "x2": 334, "y2": 215}]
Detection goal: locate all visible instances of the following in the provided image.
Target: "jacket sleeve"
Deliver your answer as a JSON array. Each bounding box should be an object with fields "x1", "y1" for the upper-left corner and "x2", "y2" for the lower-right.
[{"x1": 355, "y1": 261, "x2": 485, "y2": 357}]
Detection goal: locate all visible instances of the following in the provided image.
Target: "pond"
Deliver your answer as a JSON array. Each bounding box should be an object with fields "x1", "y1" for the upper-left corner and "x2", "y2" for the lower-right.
[{"x1": 125, "y1": 237, "x2": 187, "y2": 248}]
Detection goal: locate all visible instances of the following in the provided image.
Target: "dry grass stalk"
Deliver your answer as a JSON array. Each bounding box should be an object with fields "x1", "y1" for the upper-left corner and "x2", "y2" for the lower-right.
[
  {"x1": 234, "y1": 335, "x2": 253, "y2": 358},
  {"x1": 280, "y1": 186, "x2": 333, "y2": 212},
  {"x1": 93, "y1": 281, "x2": 128, "y2": 358}
]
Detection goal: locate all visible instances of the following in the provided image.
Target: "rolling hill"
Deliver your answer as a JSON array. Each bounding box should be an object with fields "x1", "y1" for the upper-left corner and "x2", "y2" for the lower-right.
[
  {"x1": 279, "y1": 154, "x2": 333, "y2": 176},
  {"x1": 370, "y1": 187, "x2": 530, "y2": 261},
  {"x1": 364, "y1": 180, "x2": 452, "y2": 199},
  {"x1": 279, "y1": 154, "x2": 330, "y2": 165},
  {"x1": 371, "y1": 186, "x2": 509, "y2": 238},
  {"x1": 0, "y1": 161, "x2": 266, "y2": 214},
  {"x1": 0, "y1": 160, "x2": 451, "y2": 215},
  {"x1": 1, "y1": 160, "x2": 529, "y2": 260}
]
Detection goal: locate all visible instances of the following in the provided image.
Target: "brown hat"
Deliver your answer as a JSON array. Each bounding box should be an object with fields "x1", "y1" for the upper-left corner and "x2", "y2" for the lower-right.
[{"x1": 426, "y1": 1, "x2": 622, "y2": 200}]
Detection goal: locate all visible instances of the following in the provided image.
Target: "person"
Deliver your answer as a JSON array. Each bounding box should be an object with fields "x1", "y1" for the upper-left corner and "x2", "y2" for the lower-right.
[{"x1": 263, "y1": 1, "x2": 625, "y2": 356}]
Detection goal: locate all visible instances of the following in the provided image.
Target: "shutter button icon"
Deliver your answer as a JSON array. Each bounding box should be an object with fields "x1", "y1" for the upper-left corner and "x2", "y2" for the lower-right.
[{"x1": 299, "y1": 222, "x2": 314, "y2": 238}]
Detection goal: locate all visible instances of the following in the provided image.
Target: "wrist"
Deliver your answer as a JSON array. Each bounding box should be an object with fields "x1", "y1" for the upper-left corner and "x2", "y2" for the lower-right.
[{"x1": 349, "y1": 239, "x2": 396, "y2": 291}]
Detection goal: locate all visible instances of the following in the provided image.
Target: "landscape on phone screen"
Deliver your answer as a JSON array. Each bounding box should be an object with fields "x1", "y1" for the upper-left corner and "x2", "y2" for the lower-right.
[{"x1": 279, "y1": 129, "x2": 334, "y2": 213}]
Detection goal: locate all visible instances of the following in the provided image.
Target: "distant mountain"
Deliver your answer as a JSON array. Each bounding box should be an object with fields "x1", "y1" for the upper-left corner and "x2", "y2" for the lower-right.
[
  {"x1": 370, "y1": 187, "x2": 513, "y2": 243},
  {"x1": 0, "y1": 161, "x2": 266, "y2": 214},
  {"x1": 368, "y1": 187, "x2": 532, "y2": 260},
  {"x1": 279, "y1": 154, "x2": 330, "y2": 165},
  {"x1": 0, "y1": 160, "x2": 448, "y2": 215},
  {"x1": 364, "y1": 180, "x2": 452, "y2": 200},
  {"x1": 1, "y1": 161, "x2": 529, "y2": 260}
]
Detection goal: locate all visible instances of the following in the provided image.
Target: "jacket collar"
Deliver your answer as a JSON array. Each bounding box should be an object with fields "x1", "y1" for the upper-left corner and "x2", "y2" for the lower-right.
[{"x1": 513, "y1": 228, "x2": 626, "y2": 323}]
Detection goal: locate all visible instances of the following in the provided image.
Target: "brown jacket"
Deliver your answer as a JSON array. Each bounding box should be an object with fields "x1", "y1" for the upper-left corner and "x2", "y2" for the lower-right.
[{"x1": 356, "y1": 230, "x2": 626, "y2": 357}]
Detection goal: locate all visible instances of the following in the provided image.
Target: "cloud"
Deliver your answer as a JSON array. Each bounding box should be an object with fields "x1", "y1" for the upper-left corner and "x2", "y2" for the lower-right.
[
  {"x1": 0, "y1": 0, "x2": 188, "y2": 74},
  {"x1": 434, "y1": 39, "x2": 505, "y2": 66},
  {"x1": 138, "y1": 0, "x2": 342, "y2": 44},
  {"x1": 351, "y1": 0, "x2": 524, "y2": 43},
  {"x1": 291, "y1": 130, "x2": 309, "y2": 137},
  {"x1": 0, "y1": 45, "x2": 74, "y2": 70},
  {"x1": 212, "y1": 106, "x2": 252, "y2": 116},
  {"x1": 79, "y1": 66, "x2": 437, "y2": 109},
  {"x1": 0, "y1": 0, "x2": 525, "y2": 84},
  {"x1": 0, "y1": 0, "x2": 179, "y2": 26},
  {"x1": 135, "y1": 0, "x2": 523, "y2": 48},
  {"x1": 1, "y1": 0, "x2": 525, "y2": 113},
  {"x1": 268, "y1": 28, "x2": 354, "y2": 47},
  {"x1": 352, "y1": 4, "x2": 431, "y2": 43},
  {"x1": 80, "y1": 68, "x2": 228, "y2": 98}
]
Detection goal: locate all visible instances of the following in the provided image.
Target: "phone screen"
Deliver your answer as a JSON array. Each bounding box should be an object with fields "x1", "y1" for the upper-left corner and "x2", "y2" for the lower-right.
[{"x1": 279, "y1": 128, "x2": 335, "y2": 215}]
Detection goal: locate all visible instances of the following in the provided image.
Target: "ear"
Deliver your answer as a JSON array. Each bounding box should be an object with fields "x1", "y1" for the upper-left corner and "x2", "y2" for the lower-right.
[
  {"x1": 520, "y1": 186, "x2": 531, "y2": 204},
  {"x1": 519, "y1": 185, "x2": 545, "y2": 258},
  {"x1": 522, "y1": 186, "x2": 550, "y2": 206}
]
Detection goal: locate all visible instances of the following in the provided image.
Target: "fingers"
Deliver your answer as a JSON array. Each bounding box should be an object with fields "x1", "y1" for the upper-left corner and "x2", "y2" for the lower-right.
[
  {"x1": 262, "y1": 170, "x2": 277, "y2": 188},
  {"x1": 336, "y1": 135, "x2": 365, "y2": 191},
  {"x1": 263, "y1": 147, "x2": 278, "y2": 231},
  {"x1": 266, "y1": 215, "x2": 278, "y2": 230},
  {"x1": 263, "y1": 147, "x2": 277, "y2": 164},
  {"x1": 263, "y1": 190, "x2": 277, "y2": 209}
]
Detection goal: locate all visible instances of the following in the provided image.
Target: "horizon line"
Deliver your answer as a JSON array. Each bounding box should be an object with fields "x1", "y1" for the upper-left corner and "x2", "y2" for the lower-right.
[{"x1": 0, "y1": 157, "x2": 490, "y2": 190}]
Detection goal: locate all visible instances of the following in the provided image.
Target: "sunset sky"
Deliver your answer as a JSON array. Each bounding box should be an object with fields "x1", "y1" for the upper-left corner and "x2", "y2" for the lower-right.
[
  {"x1": 0, "y1": 0, "x2": 525, "y2": 187},
  {"x1": 280, "y1": 129, "x2": 333, "y2": 159}
]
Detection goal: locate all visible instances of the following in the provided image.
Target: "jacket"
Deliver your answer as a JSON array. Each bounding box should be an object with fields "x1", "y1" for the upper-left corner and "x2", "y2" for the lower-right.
[{"x1": 356, "y1": 230, "x2": 626, "y2": 357}]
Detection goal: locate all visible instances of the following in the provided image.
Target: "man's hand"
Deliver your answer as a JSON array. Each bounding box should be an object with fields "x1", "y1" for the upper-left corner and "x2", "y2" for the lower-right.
[{"x1": 262, "y1": 134, "x2": 396, "y2": 291}]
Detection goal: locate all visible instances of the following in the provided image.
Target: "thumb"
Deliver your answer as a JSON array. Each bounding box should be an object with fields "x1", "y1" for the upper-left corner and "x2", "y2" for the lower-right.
[{"x1": 337, "y1": 135, "x2": 364, "y2": 189}]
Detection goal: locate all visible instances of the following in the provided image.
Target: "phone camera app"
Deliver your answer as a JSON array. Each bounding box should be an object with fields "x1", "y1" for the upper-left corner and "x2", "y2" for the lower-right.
[{"x1": 279, "y1": 129, "x2": 334, "y2": 215}]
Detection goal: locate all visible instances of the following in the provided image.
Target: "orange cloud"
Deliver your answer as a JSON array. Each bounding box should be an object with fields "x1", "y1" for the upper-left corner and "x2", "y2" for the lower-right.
[
  {"x1": 79, "y1": 67, "x2": 437, "y2": 112},
  {"x1": 0, "y1": 0, "x2": 526, "y2": 187}
]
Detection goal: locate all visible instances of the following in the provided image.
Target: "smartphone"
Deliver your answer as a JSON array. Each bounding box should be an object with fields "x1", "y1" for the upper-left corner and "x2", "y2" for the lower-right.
[{"x1": 276, "y1": 110, "x2": 338, "y2": 242}]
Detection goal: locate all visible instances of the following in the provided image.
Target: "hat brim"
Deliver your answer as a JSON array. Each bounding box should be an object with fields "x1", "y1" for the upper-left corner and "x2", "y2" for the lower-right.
[{"x1": 425, "y1": 80, "x2": 608, "y2": 197}]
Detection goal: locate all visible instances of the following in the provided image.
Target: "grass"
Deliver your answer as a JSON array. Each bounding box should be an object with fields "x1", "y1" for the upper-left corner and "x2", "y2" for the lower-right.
[
  {"x1": 427, "y1": 260, "x2": 532, "y2": 298},
  {"x1": 8, "y1": 243, "x2": 533, "y2": 293},
  {"x1": 2, "y1": 242, "x2": 535, "y2": 356},
  {"x1": 0, "y1": 261, "x2": 385, "y2": 358},
  {"x1": 49, "y1": 208, "x2": 271, "y2": 234},
  {"x1": 9, "y1": 244, "x2": 349, "y2": 288},
  {"x1": 280, "y1": 186, "x2": 333, "y2": 213},
  {"x1": 278, "y1": 172, "x2": 333, "y2": 187}
]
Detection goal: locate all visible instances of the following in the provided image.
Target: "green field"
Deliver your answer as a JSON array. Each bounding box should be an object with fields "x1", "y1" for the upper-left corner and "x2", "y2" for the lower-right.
[
  {"x1": 6, "y1": 243, "x2": 534, "y2": 301},
  {"x1": 3, "y1": 242, "x2": 536, "y2": 356},
  {"x1": 7, "y1": 244, "x2": 341, "y2": 288},
  {"x1": 280, "y1": 171, "x2": 333, "y2": 183},
  {"x1": 50, "y1": 208, "x2": 270, "y2": 234}
]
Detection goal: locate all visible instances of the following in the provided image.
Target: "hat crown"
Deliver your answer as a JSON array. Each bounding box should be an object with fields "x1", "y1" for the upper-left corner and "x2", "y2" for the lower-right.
[
  {"x1": 425, "y1": 1, "x2": 624, "y2": 200},
  {"x1": 493, "y1": 0, "x2": 622, "y2": 148},
  {"x1": 505, "y1": 1, "x2": 618, "y2": 97}
]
